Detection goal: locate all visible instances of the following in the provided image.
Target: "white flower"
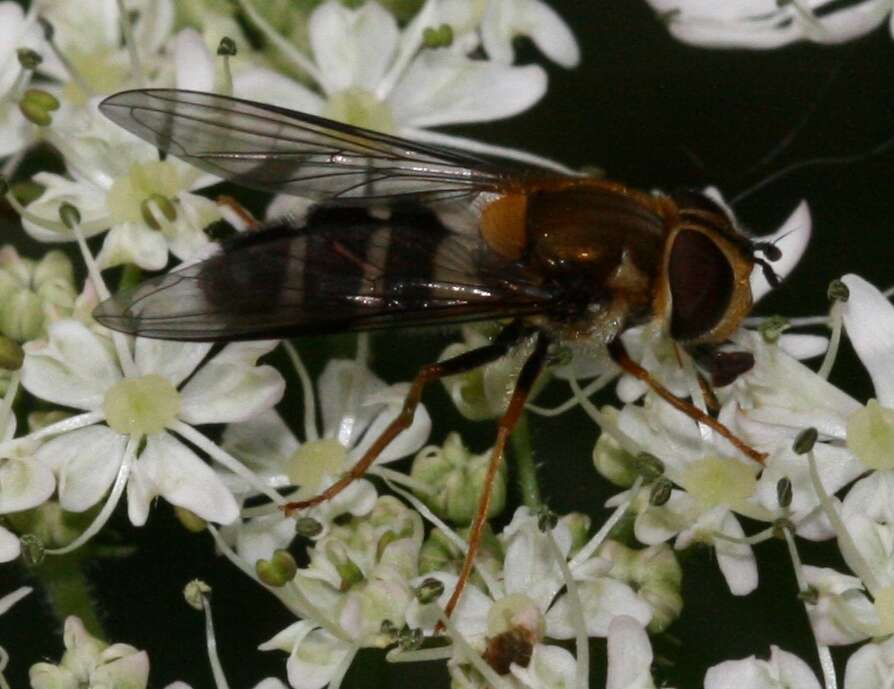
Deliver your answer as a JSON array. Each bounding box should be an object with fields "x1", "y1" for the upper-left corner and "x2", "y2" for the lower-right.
[
  {"x1": 801, "y1": 566, "x2": 879, "y2": 645},
  {"x1": 221, "y1": 356, "x2": 430, "y2": 560},
  {"x1": 844, "y1": 636, "x2": 894, "y2": 689},
  {"x1": 477, "y1": 0, "x2": 580, "y2": 68},
  {"x1": 20, "y1": 320, "x2": 285, "y2": 538},
  {"x1": 29, "y1": 616, "x2": 150, "y2": 689},
  {"x1": 406, "y1": 507, "x2": 649, "y2": 684},
  {"x1": 647, "y1": 0, "x2": 892, "y2": 48},
  {"x1": 704, "y1": 646, "x2": 821, "y2": 689},
  {"x1": 22, "y1": 98, "x2": 222, "y2": 270},
  {"x1": 236, "y1": 0, "x2": 555, "y2": 166},
  {"x1": 0, "y1": 2, "x2": 43, "y2": 158},
  {"x1": 606, "y1": 616, "x2": 662, "y2": 689},
  {"x1": 260, "y1": 496, "x2": 424, "y2": 689}
]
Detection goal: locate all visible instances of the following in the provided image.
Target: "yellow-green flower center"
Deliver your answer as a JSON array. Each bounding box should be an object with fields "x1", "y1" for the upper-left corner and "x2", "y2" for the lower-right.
[
  {"x1": 679, "y1": 456, "x2": 757, "y2": 510},
  {"x1": 106, "y1": 161, "x2": 183, "y2": 226},
  {"x1": 324, "y1": 88, "x2": 395, "y2": 132},
  {"x1": 847, "y1": 399, "x2": 894, "y2": 470},
  {"x1": 486, "y1": 593, "x2": 544, "y2": 640},
  {"x1": 286, "y1": 438, "x2": 347, "y2": 493},
  {"x1": 875, "y1": 585, "x2": 894, "y2": 634},
  {"x1": 103, "y1": 374, "x2": 181, "y2": 436},
  {"x1": 64, "y1": 49, "x2": 130, "y2": 106}
]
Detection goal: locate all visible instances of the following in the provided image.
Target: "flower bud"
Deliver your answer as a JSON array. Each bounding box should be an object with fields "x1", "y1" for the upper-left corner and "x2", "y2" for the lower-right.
[
  {"x1": 0, "y1": 336, "x2": 24, "y2": 370},
  {"x1": 419, "y1": 528, "x2": 460, "y2": 574},
  {"x1": 19, "y1": 88, "x2": 60, "y2": 127},
  {"x1": 410, "y1": 433, "x2": 506, "y2": 526},
  {"x1": 174, "y1": 506, "x2": 207, "y2": 533},
  {"x1": 256, "y1": 549, "x2": 298, "y2": 587},
  {"x1": 0, "y1": 247, "x2": 76, "y2": 341},
  {"x1": 592, "y1": 407, "x2": 639, "y2": 487}
]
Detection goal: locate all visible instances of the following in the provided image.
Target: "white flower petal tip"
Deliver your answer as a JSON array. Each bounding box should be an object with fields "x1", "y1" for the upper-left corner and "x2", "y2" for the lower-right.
[
  {"x1": 606, "y1": 616, "x2": 654, "y2": 689},
  {"x1": 751, "y1": 201, "x2": 811, "y2": 302},
  {"x1": 841, "y1": 274, "x2": 894, "y2": 407}
]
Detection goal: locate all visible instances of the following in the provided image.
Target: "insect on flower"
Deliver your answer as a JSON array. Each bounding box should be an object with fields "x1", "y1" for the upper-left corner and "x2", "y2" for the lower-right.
[{"x1": 94, "y1": 89, "x2": 781, "y2": 617}]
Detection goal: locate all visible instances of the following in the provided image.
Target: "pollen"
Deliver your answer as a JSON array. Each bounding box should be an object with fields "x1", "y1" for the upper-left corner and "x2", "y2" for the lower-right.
[
  {"x1": 286, "y1": 438, "x2": 347, "y2": 491},
  {"x1": 847, "y1": 399, "x2": 894, "y2": 470},
  {"x1": 680, "y1": 456, "x2": 757, "y2": 509},
  {"x1": 103, "y1": 374, "x2": 181, "y2": 436}
]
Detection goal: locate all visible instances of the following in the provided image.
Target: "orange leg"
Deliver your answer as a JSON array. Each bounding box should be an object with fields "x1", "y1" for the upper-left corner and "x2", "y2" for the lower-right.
[
  {"x1": 442, "y1": 333, "x2": 550, "y2": 619},
  {"x1": 284, "y1": 322, "x2": 531, "y2": 513},
  {"x1": 608, "y1": 339, "x2": 766, "y2": 464}
]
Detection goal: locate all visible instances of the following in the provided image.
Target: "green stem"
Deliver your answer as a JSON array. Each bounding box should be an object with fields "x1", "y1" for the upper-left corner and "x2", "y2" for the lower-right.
[
  {"x1": 511, "y1": 411, "x2": 541, "y2": 510},
  {"x1": 31, "y1": 553, "x2": 104, "y2": 638}
]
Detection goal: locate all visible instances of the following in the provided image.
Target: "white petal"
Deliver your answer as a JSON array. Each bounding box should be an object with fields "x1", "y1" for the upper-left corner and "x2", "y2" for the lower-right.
[
  {"x1": 319, "y1": 360, "x2": 387, "y2": 449},
  {"x1": 547, "y1": 577, "x2": 652, "y2": 638},
  {"x1": 174, "y1": 29, "x2": 214, "y2": 91},
  {"x1": 22, "y1": 320, "x2": 121, "y2": 411},
  {"x1": 309, "y1": 1, "x2": 398, "y2": 94},
  {"x1": 606, "y1": 616, "x2": 654, "y2": 689},
  {"x1": 712, "y1": 510, "x2": 758, "y2": 595},
  {"x1": 221, "y1": 409, "x2": 299, "y2": 474},
  {"x1": 164, "y1": 193, "x2": 218, "y2": 262},
  {"x1": 348, "y1": 387, "x2": 431, "y2": 465},
  {"x1": 128, "y1": 432, "x2": 239, "y2": 525},
  {"x1": 777, "y1": 333, "x2": 828, "y2": 360},
  {"x1": 38, "y1": 425, "x2": 126, "y2": 512},
  {"x1": 841, "y1": 274, "x2": 894, "y2": 407},
  {"x1": 389, "y1": 52, "x2": 547, "y2": 128},
  {"x1": 509, "y1": 644, "x2": 577, "y2": 689},
  {"x1": 96, "y1": 223, "x2": 170, "y2": 271},
  {"x1": 233, "y1": 69, "x2": 326, "y2": 114},
  {"x1": 482, "y1": 0, "x2": 580, "y2": 68},
  {"x1": 179, "y1": 342, "x2": 285, "y2": 424},
  {"x1": 0, "y1": 527, "x2": 21, "y2": 562},
  {"x1": 135, "y1": 0, "x2": 175, "y2": 54},
  {"x1": 285, "y1": 627, "x2": 353, "y2": 689},
  {"x1": 134, "y1": 337, "x2": 211, "y2": 387},
  {"x1": 751, "y1": 201, "x2": 811, "y2": 302},
  {"x1": 22, "y1": 173, "x2": 111, "y2": 243},
  {"x1": 844, "y1": 637, "x2": 894, "y2": 689},
  {"x1": 0, "y1": 455, "x2": 55, "y2": 513}
]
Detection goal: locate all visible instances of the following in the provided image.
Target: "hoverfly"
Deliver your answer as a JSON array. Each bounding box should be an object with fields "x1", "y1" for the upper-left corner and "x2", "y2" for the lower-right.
[{"x1": 94, "y1": 89, "x2": 779, "y2": 617}]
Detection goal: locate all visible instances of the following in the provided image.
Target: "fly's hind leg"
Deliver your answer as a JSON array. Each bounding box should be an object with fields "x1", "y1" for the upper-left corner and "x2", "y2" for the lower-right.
[
  {"x1": 284, "y1": 320, "x2": 533, "y2": 514},
  {"x1": 443, "y1": 331, "x2": 550, "y2": 619},
  {"x1": 607, "y1": 339, "x2": 767, "y2": 463}
]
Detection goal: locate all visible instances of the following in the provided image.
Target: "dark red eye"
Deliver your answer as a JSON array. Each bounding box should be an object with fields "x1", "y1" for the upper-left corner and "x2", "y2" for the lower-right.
[{"x1": 669, "y1": 230, "x2": 734, "y2": 341}]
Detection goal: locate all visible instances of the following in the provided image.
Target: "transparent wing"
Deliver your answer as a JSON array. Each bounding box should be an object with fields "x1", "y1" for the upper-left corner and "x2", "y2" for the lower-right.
[
  {"x1": 93, "y1": 208, "x2": 557, "y2": 341},
  {"x1": 99, "y1": 89, "x2": 519, "y2": 205}
]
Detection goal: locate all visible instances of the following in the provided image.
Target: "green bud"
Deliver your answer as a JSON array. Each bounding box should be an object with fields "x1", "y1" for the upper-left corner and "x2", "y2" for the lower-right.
[
  {"x1": 827, "y1": 279, "x2": 850, "y2": 303},
  {"x1": 758, "y1": 315, "x2": 789, "y2": 344},
  {"x1": 649, "y1": 477, "x2": 673, "y2": 506},
  {"x1": 295, "y1": 516, "x2": 323, "y2": 539},
  {"x1": 174, "y1": 506, "x2": 207, "y2": 533},
  {"x1": 19, "y1": 533, "x2": 45, "y2": 566},
  {"x1": 256, "y1": 549, "x2": 298, "y2": 587},
  {"x1": 793, "y1": 427, "x2": 818, "y2": 455},
  {"x1": 410, "y1": 433, "x2": 506, "y2": 526},
  {"x1": 19, "y1": 88, "x2": 60, "y2": 127},
  {"x1": 414, "y1": 577, "x2": 445, "y2": 604},
  {"x1": 184, "y1": 579, "x2": 211, "y2": 610},
  {"x1": 592, "y1": 408, "x2": 639, "y2": 487},
  {"x1": 140, "y1": 193, "x2": 177, "y2": 230},
  {"x1": 776, "y1": 477, "x2": 793, "y2": 509},
  {"x1": 422, "y1": 24, "x2": 453, "y2": 48},
  {"x1": 0, "y1": 336, "x2": 24, "y2": 370},
  {"x1": 17, "y1": 48, "x2": 42, "y2": 70},
  {"x1": 398, "y1": 625, "x2": 423, "y2": 651},
  {"x1": 217, "y1": 36, "x2": 238, "y2": 56},
  {"x1": 419, "y1": 528, "x2": 460, "y2": 574},
  {"x1": 58, "y1": 202, "x2": 81, "y2": 229}
]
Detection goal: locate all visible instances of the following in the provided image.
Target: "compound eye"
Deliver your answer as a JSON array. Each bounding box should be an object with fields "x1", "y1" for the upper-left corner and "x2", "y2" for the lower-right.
[{"x1": 669, "y1": 230, "x2": 734, "y2": 341}]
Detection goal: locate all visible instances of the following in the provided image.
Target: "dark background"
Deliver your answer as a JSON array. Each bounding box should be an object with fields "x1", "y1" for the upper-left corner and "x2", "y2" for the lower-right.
[{"x1": 4, "y1": 1, "x2": 894, "y2": 687}]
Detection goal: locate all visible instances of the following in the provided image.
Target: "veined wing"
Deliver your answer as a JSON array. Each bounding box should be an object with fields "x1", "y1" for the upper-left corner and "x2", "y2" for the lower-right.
[
  {"x1": 93, "y1": 207, "x2": 557, "y2": 341},
  {"x1": 99, "y1": 89, "x2": 520, "y2": 205}
]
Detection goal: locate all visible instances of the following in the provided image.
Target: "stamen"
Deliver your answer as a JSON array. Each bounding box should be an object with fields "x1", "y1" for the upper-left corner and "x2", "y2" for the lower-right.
[
  {"x1": 526, "y1": 372, "x2": 614, "y2": 417},
  {"x1": 816, "y1": 299, "x2": 843, "y2": 380},
  {"x1": 545, "y1": 531, "x2": 588, "y2": 689},
  {"x1": 116, "y1": 0, "x2": 145, "y2": 87},
  {"x1": 570, "y1": 476, "x2": 644, "y2": 568},
  {"x1": 568, "y1": 375, "x2": 643, "y2": 456},
  {"x1": 216, "y1": 38, "x2": 236, "y2": 96},
  {"x1": 283, "y1": 341, "x2": 318, "y2": 442},
  {"x1": 46, "y1": 436, "x2": 136, "y2": 555},
  {"x1": 186, "y1": 582, "x2": 232, "y2": 689},
  {"x1": 234, "y1": 0, "x2": 321, "y2": 83},
  {"x1": 376, "y1": 0, "x2": 439, "y2": 100}
]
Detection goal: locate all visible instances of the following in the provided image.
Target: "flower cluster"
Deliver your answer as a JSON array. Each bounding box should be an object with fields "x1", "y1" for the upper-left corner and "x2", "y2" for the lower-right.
[{"x1": 0, "y1": 2, "x2": 892, "y2": 689}]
